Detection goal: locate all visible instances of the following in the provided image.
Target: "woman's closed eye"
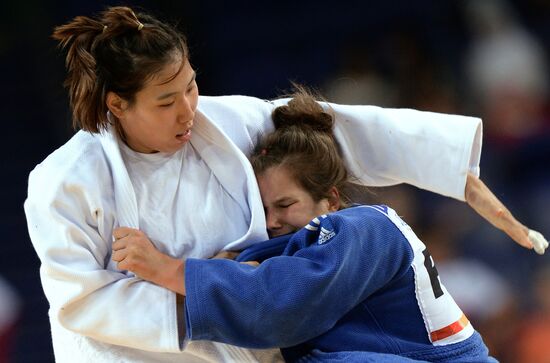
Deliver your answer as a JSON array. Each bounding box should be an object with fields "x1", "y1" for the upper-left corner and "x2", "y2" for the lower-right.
[
  {"x1": 159, "y1": 101, "x2": 175, "y2": 108},
  {"x1": 186, "y1": 83, "x2": 197, "y2": 94},
  {"x1": 278, "y1": 202, "x2": 296, "y2": 209}
]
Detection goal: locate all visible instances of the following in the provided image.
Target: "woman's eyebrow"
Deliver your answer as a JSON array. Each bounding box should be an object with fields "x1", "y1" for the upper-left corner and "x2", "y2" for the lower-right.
[
  {"x1": 157, "y1": 92, "x2": 178, "y2": 101},
  {"x1": 156, "y1": 72, "x2": 196, "y2": 101}
]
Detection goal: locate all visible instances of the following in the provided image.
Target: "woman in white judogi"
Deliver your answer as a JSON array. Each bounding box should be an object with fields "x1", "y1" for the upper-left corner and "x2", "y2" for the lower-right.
[{"x1": 24, "y1": 6, "x2": 546, "y2": 363}]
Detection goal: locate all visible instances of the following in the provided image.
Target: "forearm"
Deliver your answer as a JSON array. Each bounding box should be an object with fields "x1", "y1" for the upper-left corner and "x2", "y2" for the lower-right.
[
  {"x1": 465, "y1": 172, "x2": 529, "y2": 245},
  {"x1": 465, "y1": 173, "x2": 548, "y2": 254},
  {"x1": 185, "y1": 257, "x2": 347, "y2": 348},
  {"x1": 152, "y1": 255, "x2": 186, "y2": 296}
]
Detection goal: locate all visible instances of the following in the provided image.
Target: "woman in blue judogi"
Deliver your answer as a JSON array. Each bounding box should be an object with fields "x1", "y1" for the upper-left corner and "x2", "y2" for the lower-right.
[{"x1": 112, "y1": 89, "x2": 546, "y2": 362}]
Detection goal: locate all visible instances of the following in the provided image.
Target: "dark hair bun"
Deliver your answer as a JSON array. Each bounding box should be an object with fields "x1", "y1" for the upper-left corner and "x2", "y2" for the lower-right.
[{"x1": 272, "y1": 87, "x2": 334, "y2": 134}]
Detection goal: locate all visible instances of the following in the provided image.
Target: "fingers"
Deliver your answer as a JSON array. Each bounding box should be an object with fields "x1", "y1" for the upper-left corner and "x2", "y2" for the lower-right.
[
  {"x1": 240, "y1": 260, "x2": 260, "y2": 267},
  {"x1": 113, "y1": 226, "x2": 139, "y2": 240},
  {"x1": 112, "y1": 227, "x2": 144, "y2": 250},
  {"x1": 111, "y1": 244, "x2": 140, "y2": 272},
  {"x1": 529, "y1": 230, "x2": 549, "y2": 255},
  {"x1": 504, "y1": 223, "x2": 533, "y2": 250},
  {"x1": 112, "y1": 227, "x2": 142, "y2": 265},
  {"x1": 116, "y1": 256, "x2": 135, "y2": 272},
  {"x1": 111, "y1": 248, "x2": 127, "y2": 262},
  {"x1": 515, "y1": 229, "x2": 534, "y2": 250},
  {"x1": 212, "y1": 251, "x2": 239, "y2": 260},
  {"x1": 112, "y1": 238, "x2": 127, "y2": 251}
]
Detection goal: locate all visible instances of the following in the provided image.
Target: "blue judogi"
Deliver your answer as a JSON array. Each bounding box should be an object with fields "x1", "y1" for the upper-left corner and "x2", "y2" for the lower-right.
[{"x1": 185, "y1": 205, "x2": 497, "y2": 362}]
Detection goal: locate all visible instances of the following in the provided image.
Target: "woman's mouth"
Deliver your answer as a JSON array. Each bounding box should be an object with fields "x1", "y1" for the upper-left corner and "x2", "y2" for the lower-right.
[{"x1": 176, "y1": 129, "x2": 192, "y2": 143}]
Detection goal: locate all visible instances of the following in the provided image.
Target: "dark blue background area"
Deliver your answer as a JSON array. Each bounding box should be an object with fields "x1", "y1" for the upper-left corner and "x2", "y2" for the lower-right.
[{"x1": 1, "y1": 1, "x2": 548, "y2": 362}]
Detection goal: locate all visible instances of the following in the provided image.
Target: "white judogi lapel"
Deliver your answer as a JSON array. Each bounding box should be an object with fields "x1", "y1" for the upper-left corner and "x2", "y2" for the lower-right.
[{"x1": 97, "y1": 110, "x2": 268, "y2": 251}]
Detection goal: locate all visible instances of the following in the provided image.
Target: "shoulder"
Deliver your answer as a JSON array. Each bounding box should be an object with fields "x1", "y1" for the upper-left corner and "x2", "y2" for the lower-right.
[
  {"x1": 326, "y1": 205, "x2": 396, "y2": 229},
  {"x1": 198, "y1": 95, "x2": 275, "y2": 119},
  {"x1": 197, "y1": 95, "x2": 278, "y2": 153},
  {"x1": 298, "y1": 205, "x2": 397, "y2": 245},
  {"x1": 320, "y1": 205, "x2": 414, "y2": 248},
  {"x1": 293, "y1": 206, "x2": 414, "y2": 268},
  {"x1": 27, "y1": 131, "x2": 112, "y2": 203}
]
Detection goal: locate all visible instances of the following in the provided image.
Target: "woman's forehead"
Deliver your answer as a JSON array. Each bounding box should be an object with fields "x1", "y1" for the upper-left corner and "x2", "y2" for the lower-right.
[
  {"x1": 137, "y1": 58, "x2": 192, "y2": 100},
  {"x1": 149, "y1": 56, "x2": 188, "y2": 86}
]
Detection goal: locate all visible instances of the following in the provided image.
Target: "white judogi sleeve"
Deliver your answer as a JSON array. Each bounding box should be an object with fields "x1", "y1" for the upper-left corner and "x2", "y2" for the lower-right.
[
  {"x1": 198, "y1": 96, "x2": 482, "y2": 201},
  {"x1": 327, "y1": 103, "x2": 482, "y2": 201}
]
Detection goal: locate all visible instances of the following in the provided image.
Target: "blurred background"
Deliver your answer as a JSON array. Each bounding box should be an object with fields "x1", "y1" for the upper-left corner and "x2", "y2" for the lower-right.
[{"x1": 1, "y1": 0, "x2": 549, "y2": 362}]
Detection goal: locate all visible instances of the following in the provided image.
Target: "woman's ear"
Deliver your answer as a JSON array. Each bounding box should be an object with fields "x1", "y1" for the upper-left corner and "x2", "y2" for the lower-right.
[
  {"x1": 106, "y1": 92, "x2": 127, "y2": 119},
  {"x1": 327, "y1": 186, "x2": 341, "y2": 212}
]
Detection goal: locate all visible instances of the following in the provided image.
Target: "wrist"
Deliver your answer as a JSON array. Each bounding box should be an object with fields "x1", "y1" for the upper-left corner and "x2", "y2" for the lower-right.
[{"x1": 159, "y1": 256, "x2": 186, "y2": 295}]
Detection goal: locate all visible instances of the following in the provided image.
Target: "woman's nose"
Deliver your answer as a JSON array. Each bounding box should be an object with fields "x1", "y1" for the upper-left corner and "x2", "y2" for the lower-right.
[
  {"x1": 177, "y1": 96, "x2": 194, "y2": 123},
  {"x1": 266, "y1": 210, "x2": 282, "y2": 232}
]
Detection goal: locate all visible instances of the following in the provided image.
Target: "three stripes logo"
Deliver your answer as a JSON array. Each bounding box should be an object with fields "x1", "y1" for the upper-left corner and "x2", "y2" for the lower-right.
[
  {"x1": 304, "y1": 215, "x2": 335, "y2": 244},
  {"x1": 318, "y1": 227, "x2": 336, "y2": 244}
]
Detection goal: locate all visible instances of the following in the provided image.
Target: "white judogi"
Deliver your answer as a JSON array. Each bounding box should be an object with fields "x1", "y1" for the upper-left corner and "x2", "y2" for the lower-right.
[{"x1": 24, "y1": 95, "x2": 482, "y2": 362}]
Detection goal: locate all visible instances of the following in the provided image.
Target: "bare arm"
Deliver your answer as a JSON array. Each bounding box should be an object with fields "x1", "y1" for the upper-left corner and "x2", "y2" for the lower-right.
[{"x1": 465, "y1": 172, "x2": 548, "y2": 255}]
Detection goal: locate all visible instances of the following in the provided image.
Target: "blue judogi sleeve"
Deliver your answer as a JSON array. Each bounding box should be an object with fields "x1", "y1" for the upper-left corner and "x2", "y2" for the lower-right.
[
  {"x1": 185, "y1": 207, "x2": 414, "y2": 348},
  {"x1": 235, "y1": 232, "x2": 293, "y2": 263}
]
